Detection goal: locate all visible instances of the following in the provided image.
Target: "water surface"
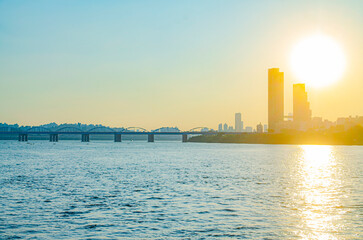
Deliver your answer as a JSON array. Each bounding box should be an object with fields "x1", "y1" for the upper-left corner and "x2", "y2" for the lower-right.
[{"x1": 0, "y1": 141, "x2": 362, "y2": 239}]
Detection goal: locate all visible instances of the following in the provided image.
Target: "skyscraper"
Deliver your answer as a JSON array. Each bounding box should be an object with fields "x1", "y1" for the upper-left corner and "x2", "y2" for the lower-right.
[
  {"x1": 223, "y1": 123, "x2": 228, "y2": 132},
  {"x1": 256, "y1": 123, "x2": 263, "y2": 133},
  {"x1": 264, "y1": 124, "x2": 268, "y2": 132},
  {"x1": 268, "y1": 68, "x2": 284, "y2": 132},
  {"x1": 235, "y1": 113, "x2": 242, "y2": 132},
  {"x1": 218, "y1": 123, "x2": 223, "y2": 132},
  {"x1": 293, "y1": 84, "x2": 311, "y2": 123}
]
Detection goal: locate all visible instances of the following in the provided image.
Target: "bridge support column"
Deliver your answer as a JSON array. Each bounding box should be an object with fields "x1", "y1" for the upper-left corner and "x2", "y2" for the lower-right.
[
  {"x1": 114, "y1": 134, "x2": 122, "y2": 142},
  {"x1": 18, "y1": 134, "x2": 28, "y2": 142},
  {"x1": 148, "y1": 134, "x2": 154, "y2": 142},
  {"x1": 50, "y1": 134, "x2": 58, "y2": 142},
  {"x1": 182, "y1": 134, "x2": 188, "y2": 142},
  {"x1": 81, "y1": 134, "x2": 90, "y2": 142}
]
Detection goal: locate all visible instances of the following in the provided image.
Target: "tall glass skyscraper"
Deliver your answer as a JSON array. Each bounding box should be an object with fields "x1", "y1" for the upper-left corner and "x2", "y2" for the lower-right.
[
  {"x1": 293, "y1": 84, "x2": 311, "y2": 122},
  {"x1": 235, "y1": 113, "x2": 242, "y2": 132},
  {"x1": 268, "y1": 68, "x2": 284, "y2": 132}
]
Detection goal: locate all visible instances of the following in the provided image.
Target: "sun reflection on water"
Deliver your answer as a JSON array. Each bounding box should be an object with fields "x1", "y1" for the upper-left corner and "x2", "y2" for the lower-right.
[{"x1": 296, "y1": 145, "x2": 345, "y2": 240}]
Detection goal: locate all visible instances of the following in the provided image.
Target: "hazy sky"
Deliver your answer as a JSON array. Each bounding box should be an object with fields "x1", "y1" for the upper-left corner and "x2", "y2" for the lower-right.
[{"x1": 0, "y1": 0, "x2": 362, "y2": 130}]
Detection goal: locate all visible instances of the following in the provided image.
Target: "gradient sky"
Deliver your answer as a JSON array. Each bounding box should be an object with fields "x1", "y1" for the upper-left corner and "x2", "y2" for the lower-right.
[{"x1": 0, "y1": 0, "x2": 362, "y2": 130}]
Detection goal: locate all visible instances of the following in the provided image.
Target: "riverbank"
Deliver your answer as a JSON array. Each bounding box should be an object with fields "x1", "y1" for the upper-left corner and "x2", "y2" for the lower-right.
[{"x1": 188, "y1": 126, "x2": 363, "y2": 145}]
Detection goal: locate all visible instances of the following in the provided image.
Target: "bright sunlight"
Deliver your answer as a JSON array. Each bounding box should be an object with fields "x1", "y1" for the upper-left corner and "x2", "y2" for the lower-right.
[{"x1": 290, "y1": 34, "x2": 346, "y2": 88}]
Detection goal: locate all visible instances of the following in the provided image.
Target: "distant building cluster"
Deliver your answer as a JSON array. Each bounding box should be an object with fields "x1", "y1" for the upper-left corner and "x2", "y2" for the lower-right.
[
  {"x1": 1, "y1": 69, "x2": 362, "y2": 135},
  {"x1": 216, "y1": 67, "x2": 362, "y2": 134},
  {"x1": 268, "y1": 68, "x2": 363, "y2": 133},
  {"x1": 217, "y1": 113, "x2": 259, "y2": 133},
  {"x1": 0, "y1": 122, "x2": 182, "y2": 133},
  {"x1": 0, "y1": 122, "x2": 127, "y2": 132}
]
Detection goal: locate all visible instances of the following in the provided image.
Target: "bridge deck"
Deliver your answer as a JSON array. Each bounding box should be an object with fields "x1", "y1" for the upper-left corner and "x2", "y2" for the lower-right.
[
  {"x1": 0, "y1": 131, "x2": 246, "y2": 135},
  {"x1": 0, "y1": 131, "x2": 223, "y2": 135}
]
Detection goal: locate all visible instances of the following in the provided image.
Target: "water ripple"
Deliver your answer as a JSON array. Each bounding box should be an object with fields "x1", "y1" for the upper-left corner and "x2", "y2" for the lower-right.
[{"x1": 0, "y1": 141, "x2": 361, "y2": 239}]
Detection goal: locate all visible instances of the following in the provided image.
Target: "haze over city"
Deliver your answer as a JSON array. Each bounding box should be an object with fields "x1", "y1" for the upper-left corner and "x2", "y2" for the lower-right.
[
  {"x1": 1, "y1": 1, "x2": 363, "y2": 239},
  {"x1": 1, "y1": 0, "x2": 362, "y2": 129}
]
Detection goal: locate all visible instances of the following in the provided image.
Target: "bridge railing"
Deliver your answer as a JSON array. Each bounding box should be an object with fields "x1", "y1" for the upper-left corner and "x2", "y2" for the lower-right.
[
  {"x1": 0, "y1": 127, "x2": 23, "y2": 133},
  {"x1": 121, "y1": 127, "x2": 149, "y2": 133},
  {"x1": 87, "y1": 126, "x2": 116, "y2": 133},
  {"x1": 26, "y1": 126, "x2": 52, "y2": 132},
  {"x1": 55, "y1": 126, "x2": 83, "y2": 133}
]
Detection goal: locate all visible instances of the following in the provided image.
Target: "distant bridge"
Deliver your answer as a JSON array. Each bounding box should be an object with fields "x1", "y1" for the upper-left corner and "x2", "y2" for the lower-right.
[{"x1": 0, "y1": 126, "x2": 233, "y2": 143}]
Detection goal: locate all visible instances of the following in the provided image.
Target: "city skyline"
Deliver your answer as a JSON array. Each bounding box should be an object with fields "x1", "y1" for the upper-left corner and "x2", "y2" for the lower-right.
[
  {"x1": 1, "y1": 1, "x2": 362, "y2": 129},
  {"x1": 1, "y1": 64, "x2": 361, "y2": 132},
  {"x1": 1, "y1": 2, "x2": 362, "y2": 239}
]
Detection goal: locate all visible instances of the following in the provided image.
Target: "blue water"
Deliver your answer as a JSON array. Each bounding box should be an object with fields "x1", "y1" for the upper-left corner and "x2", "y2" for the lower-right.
[{"x1": 0, "y1": 141, "x2": 362, "y2": 239}]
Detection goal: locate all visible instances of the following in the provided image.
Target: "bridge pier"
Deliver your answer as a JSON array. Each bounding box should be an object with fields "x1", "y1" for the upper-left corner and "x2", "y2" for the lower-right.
[
  {"x1": 114, "y1": 134, "x2": 122, "y2": 142},
  {"x1": 18, "y1": 134, "x2": 28, "y2": 142},
  {"x1": 50, "y1": 134, "x2": 58, "y2": 142},
  {"x1": 148, "y1": 134, "x2": 154, "y2": 142},
  {"x1": 182, "y1": 134, "x2": 188, "y2": 142},
  {"x1": 81, "y1": 134, "x2": 90, "y2": 142}
]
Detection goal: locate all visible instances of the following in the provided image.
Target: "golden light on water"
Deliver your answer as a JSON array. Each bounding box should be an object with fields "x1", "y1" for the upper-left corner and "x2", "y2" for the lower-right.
[
  {"x1": 296, "y1": 145, "x2": 345, "y2": 239},
  {"x1": 290, "y1": 34, "x2": 346, "y2": 88}
]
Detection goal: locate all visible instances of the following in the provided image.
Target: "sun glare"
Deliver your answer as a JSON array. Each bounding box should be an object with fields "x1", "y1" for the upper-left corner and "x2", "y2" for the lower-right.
[
  {"x1": 297, "y1": 145, "x2": 344, "y2": 239},
  {"x1": 290, "y1": 34, "x2": 346, "y2": 88}
]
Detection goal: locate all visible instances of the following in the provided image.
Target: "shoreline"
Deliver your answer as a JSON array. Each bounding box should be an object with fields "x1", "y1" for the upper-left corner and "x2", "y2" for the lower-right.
[
  {"x1": 188, "y1": 141, "x2": 363, "y2": 146},
  {"x1": 187, "y1": 129, "x2": 363, "y2": 146}
]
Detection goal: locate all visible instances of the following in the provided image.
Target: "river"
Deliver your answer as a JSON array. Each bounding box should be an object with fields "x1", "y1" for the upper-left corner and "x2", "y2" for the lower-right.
[{"x1": 0, "y1": 141, "x2": 362, "y2": 239}]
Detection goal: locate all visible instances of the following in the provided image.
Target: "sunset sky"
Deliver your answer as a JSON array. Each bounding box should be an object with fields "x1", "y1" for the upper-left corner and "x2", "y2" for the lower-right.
[{"x1": 0, "y1": 0, "x2": 362, "y2": 130}]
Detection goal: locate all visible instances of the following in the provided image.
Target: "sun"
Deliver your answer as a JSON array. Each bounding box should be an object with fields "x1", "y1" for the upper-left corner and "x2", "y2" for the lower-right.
[{"x1": 290, "y1": 34, "x2": 346, "y2": 88}]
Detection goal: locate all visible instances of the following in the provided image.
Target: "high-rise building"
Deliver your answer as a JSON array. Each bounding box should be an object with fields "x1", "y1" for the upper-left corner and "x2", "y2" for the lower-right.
[
  {"x1": 264, "y1": 124, "x2": 268, "y2": 132},
  {"x1": 218, "y1": 123, "x2": 223, "y2": 132},
  {"x1": 245, "y1": 126, "x2": 253, "y2": 133},
  {"x1": 256, "y1": 123, "x2": 263, "y2": 133},
  {"x1": 223, "y1": 123, "x2": 228, "y2": 132},
  {"x1": 228, "y1": 126, "x2": 234, "y2": 132},
  {"x1": 268, "y1": 68, "x2": 284, "y2": 133},
  {"x1": 235, "y1": 113, "x2": 242, "y2": 132},
  {"x1": 293, "y1": 84, "x2": 311, "y2": 123}
]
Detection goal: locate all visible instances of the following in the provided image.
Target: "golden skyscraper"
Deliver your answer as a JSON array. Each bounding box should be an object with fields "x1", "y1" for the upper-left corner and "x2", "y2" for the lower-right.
[
  {"x1": 268, "y1": 68, "x2": 284, "y2": 132},
  {"x1": 293, "y1": 83, "x2": 311, "y2": 123}
]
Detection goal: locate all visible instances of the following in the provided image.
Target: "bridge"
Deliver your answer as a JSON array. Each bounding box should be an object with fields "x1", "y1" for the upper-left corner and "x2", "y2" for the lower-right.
[{"x1": 0, "y1": 126, "x2": 227, "y2": 143}]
